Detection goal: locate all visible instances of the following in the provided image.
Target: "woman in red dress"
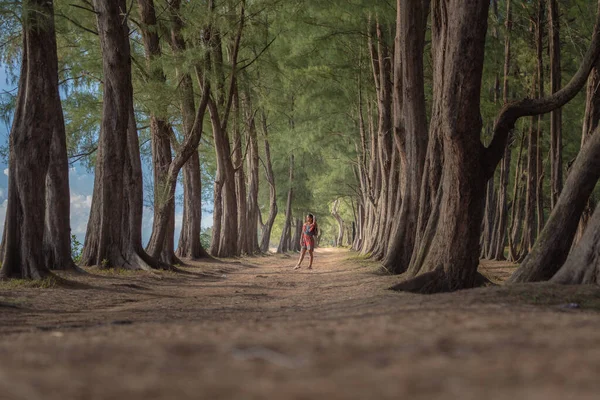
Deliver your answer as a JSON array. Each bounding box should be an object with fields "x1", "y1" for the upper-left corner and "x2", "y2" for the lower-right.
[{"x1": 294, "y1": 214, "x2": 317, "y2": 270}]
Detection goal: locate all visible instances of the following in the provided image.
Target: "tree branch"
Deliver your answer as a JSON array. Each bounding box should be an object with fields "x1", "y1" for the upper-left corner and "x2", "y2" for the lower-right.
[{"x1": 483, "y1": 3, "x2": 600, "y2": 179}]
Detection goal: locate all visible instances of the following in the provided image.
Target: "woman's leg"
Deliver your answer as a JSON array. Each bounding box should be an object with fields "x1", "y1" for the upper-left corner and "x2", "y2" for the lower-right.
[
  {"x1": 295, "y1": 248, "x2": 306, "y2": 269},
  {"x1": 308, "y1": 249, "x2": 314, "y2": 269}
]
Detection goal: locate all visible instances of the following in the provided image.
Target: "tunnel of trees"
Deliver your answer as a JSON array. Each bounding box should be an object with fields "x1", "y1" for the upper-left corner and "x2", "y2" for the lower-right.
[{"x1": 1, "y1": 0, "x2": 600, "y2": 293}]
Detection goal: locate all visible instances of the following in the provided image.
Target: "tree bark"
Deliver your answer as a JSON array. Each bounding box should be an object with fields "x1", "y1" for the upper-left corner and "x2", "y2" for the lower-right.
[
  {"x1": 137, "y1": 0, "x2": 179, "y2": 265},
  {"x1": 169, "y1": 0, "x2": 210, "y2": 260},
  {"x1": 549, "y1": 0, "x2": 562, "y2": 209},
  {"x1": 394, "y1": 0, "x2": 490, "y2": 293},
  {"x1": 232, "y1": 90, "x2": 248, "y2": 254},
  {"x1": 258, "y1": 112, "x2": 278, "y2": 253},
  {"x1": 383, "y1": 0, "x2": 430, "y2": 273},
  {"x1": 277, "y1": 154, "x2": 294, "y2": 254},
  {"x1": 81, "y1": 0, "x2": 143, "y2": 270},
  {"x1": 244, "y1": 91, "x2": 261, "y2": 254},
  {"x1": 552, "y1": 203, "x2": 600, "y2": 284},
  {"x1": 574, "y1": 51, "x2": 600, "y2": 245},
  {"x1": 208, "y1": 0, "x2": 245, "y2": 258},
  {"x1": 0, "y1": 0, "x2": 71, "y2": 279},
  {"x1": 509, "y1": 46, "x2": 600, "y2": 283},
  {"x1": 490, "y1": 0, "x2": 513, "y2": 261},
  {"x1": 332, "y1": 199, "x2": 345, "y2": 247}
]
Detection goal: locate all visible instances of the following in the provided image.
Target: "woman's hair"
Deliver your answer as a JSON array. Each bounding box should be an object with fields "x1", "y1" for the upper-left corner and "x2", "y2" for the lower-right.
[{"x1": 307, "y1": 213, "x2": 314, "y2": 220}]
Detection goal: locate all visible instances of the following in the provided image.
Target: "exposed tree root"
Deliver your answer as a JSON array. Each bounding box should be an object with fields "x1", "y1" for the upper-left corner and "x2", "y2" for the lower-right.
[{"x1": 389, "y1": 268, "x2": 494, "y2": 294}]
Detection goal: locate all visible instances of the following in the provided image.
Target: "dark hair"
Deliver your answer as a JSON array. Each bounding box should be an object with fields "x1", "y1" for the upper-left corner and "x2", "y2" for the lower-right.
[{"x1": 307, "y1": 213, "x2": 314, "y2": 219}]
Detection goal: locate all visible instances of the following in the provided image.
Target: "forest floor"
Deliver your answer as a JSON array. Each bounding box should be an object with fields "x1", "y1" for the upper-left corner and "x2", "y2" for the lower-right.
[{"x1": 2, "y1": 248, "x2": 600, "y2": 399}]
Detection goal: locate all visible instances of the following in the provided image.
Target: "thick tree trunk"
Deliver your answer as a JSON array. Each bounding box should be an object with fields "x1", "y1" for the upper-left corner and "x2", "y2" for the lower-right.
[
  {"x1": 259, "y1": 112, "x2": 277, "y2": 253},
  {"x1": 549, "y1": 0, "x2": 562, "y2": 209},
  {"x1": 0, "y1": 0, "x2": 69, "y2": 279},
  {"x1": 81, "y1": 0, "x2": 142, "y2": 269},
  {"x1": 392, "y1": 0, "x2": 490, "y2": 293},
  {"x1": 383, "y1": 0, "x2": 430, "y2": 273},
  {"x1": 169, "y1": 0, "x2": 210, "y2": 260},
  {"x1": 277, "y1": 154, "x2": 294, "y2": 254}
]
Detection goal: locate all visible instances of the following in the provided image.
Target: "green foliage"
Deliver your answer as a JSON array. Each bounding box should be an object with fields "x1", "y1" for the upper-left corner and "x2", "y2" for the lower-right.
[
  {"x1": 71, "y1": 234, "x2": 82, "y2": 263},
  {"x1": 200, "y1": 227, "x2": 212, "y2": 250}
]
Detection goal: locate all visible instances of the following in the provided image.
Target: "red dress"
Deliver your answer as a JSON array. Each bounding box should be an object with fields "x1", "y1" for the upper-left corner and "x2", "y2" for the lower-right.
[{"x1": 300, "y1": 223, "x2": 316, "y2": 250}]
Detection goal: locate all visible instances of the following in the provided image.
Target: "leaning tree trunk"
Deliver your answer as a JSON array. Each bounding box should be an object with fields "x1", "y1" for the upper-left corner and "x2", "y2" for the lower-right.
[
  {"x1": 277, "y1": 154, "x2": 294, "y2": 254},
  {"x1": 169, "y1": 0, "x2": 210, "y2": 260},
  {"x1": 0, "y1": 0, "x2": 69, "y2": 279},
  {"x1": 500, "y1": 1, "x2": 600, "y2": 282},
  {"x1": 508, "y1": 123, "x2": 600, "y2": 283},
  {"x1": 383, "y1": 0, "x2": 430, "y2": 273},
  {"x1": 574, "y1": 50, "x2": 600, "y2": 245},
  {"x1": 551, "y1": 202, "x2": 600, "y2": 284},
  {"x1": 259, "y1": 112, "x2": 278, "y2": 253}
]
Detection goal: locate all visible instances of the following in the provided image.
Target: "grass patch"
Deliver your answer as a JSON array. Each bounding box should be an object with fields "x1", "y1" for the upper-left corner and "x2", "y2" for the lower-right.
[
  {"x1": 0, "y1": 275, "x2": 62, "y2": 289},
  {"x1": 477, "y1": 283, "x2": 600, "y2": 311}
]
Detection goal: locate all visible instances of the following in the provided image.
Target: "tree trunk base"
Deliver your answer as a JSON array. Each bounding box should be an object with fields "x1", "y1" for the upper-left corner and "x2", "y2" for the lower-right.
[{"x1": 389, "y1": 268, "x2": 493, "y2": 294}]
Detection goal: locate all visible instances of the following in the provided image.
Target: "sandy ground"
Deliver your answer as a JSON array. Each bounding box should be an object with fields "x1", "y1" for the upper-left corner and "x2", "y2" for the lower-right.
[{"x1": 2, "y1": 248, "x2": 600, "y2": 400}]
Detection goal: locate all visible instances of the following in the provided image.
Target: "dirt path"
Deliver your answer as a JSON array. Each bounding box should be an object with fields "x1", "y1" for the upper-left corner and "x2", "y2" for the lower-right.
[{"x1": 1, "y1": 248, "x2": 600, "y2": 399}]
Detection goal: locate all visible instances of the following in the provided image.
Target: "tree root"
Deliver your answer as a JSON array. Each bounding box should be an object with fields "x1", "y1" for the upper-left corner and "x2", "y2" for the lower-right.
[{"x1": 389, "y1": 268, "x2": 494, "y2": 294}]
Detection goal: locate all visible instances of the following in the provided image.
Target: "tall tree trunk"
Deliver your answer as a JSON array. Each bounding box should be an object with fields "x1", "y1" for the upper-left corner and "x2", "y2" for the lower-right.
[
  {"x1": 277, "y1": 154, "x2": 294, "y2": 254},
  {"x1": 259, "y1": 112, "x2": 277, "y2": 253},
  {"x1": 291, "y1": 218, "x2": 302, "y2": 252},
  {"x1": 232, "y1": 90, "x2": 248, "y2": 254},
  {"x1": 209, "y1": 98, "x2": 239, "y2": 257},
  {"x1": 490, "y1": 0, "x2": 513, "y2": 261},
  {"x1": 208, "y1": 0, "x2": 245, "y2": 258},
  {"x1": 549, "y1": 0, "x2": 562, "y2": 209},
  {"x1": 536, "y1": 0, "x2": 546, "y2": 236},
  {"x1": 169, "y1": 0, "x2": 210, "y2": 260},
  {"x1": 507, "y1": 131, "x2": 526, "y2": 261},
  {"x1": 138, "y1": 0, "x2": 179, "y2": 265},
  {"x1": 383, "y1": 0, "x2": 430, "y2": 273},
  {"x1": 244, "y1": 92, "x2": 260, "y2": 254},
  {"x1": 0, "y1": 0, "x2": 71, "y2": 279},
  {"x1": 371, "y1": 21, "x2": 393, "y2": 260},
  {"x1": 392, "y1": 0, "x2": 490, "y2": 293},
  {"x1": 81, "y1": 0, "x2": 142, "y2": 269},
  {"x1": 332, "y1": 199, "x2": 345, "y2": 247}
]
